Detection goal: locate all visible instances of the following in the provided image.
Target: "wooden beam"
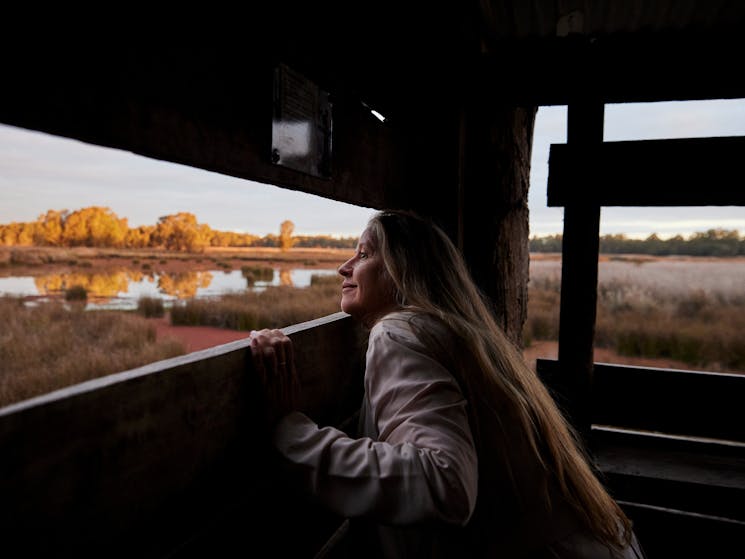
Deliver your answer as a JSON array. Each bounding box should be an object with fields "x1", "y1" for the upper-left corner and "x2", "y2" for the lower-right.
[
  {"x1": 0, "y1": 44, "x2": 404, "y2": 211},
  {"x1": 537, "y1": 359, "x2": 745, "y2": 442},
  {"x1": 548, "y1": 136, "x2": 745, "y2": 207},
  {"x1": 459, "y1": 101, "x2": 536, "y2": 345},
  {"x1": 556, "y1": 101, "x2": 604, "y2": 440}
]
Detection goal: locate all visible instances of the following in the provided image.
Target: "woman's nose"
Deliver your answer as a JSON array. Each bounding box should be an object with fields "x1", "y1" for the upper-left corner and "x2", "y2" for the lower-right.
[{"x1": 338, "y1": 259, "x2": 352, "y2": 276}]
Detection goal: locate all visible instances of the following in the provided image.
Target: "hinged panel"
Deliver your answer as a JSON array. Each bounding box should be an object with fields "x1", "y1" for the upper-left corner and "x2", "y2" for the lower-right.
[{"x1": 272, "y1": 63, "x2": 332, "y2": 179}]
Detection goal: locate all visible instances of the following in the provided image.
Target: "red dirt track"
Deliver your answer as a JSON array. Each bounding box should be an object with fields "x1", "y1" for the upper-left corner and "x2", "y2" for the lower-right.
[
  {"x1": 152, "y1": 317, "x2": 696, "y2": 371},
  {"x1": 150, "y1": 317, "x2": 250, "y2": 353}
]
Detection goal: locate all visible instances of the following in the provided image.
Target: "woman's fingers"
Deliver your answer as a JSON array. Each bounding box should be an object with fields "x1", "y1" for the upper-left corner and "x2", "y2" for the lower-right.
[
  {"x1": 250, "y1": 329, "x2": 284, "y2": 369},
  {"x1": 249, "y1": 329, "x2": 298, "y2": 417}
]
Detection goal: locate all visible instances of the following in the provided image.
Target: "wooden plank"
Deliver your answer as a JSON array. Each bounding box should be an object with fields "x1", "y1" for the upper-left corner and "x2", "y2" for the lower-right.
[
  {"x1": 556, "y1": 101, "x2": 604, "y2": 440},
  {"x1": 593, "y1": 428, "x2": 745, "y2": 522},
  {"x1": 548, "y1": 136, "x2": 745, "y2": 207},
  {"x1": 592, "y1": 362, "x2": 745, "y2": 442},
  {"x1": 537, "y1": 359, "x2": 745, "y2": 442},
  {"x1": 619, "y1": 501, "x2": 745, "y2": 559},
  {"x1": 0, "y1": 312, "x2": 366, "y2": 557},
  {"x1": 538, "y1": 358, "x2": 745, "y2": 550}
]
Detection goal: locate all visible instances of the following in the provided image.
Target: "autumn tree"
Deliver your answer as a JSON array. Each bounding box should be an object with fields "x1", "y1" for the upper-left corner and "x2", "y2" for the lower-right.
[
  {"x1": 152, "y1": 212, "x2": 211, "y2": 252},
  {"x1": 62, "y1": 206, "x2": 127, "y2": 247},
  {"x1": 124, "y1": 225, "x2": 154, "y2": 249},
  {"x1": 34, "y1": 209, "x2": 68, "y2": 246},
  {"x1": 279, "y1": 220, "x2": 295, "y2": 251},
  {"x1": 0, "y1": 222, "x2": 37, "y2": 246}
]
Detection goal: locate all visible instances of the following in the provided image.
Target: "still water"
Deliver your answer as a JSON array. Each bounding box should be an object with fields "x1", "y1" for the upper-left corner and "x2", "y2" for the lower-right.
[{"x1": 0, "y1": 267, "x2": 339, "y2": 310}]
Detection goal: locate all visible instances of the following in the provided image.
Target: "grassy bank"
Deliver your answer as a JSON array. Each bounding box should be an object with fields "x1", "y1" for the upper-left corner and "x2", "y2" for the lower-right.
[{"x1": 0, "y1": 245, "x2": 351, "y2": 270}]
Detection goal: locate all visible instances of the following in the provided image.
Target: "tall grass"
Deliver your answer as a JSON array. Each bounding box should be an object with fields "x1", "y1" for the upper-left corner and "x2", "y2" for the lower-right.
[
  {"x1": 0, "y1": 297, "x2": 185, "y2": 407},
  {"x1": 525, "y1": 257, "x2": 745, "y2": 372},
  {"x1": 595, "y1": 287, "x2": 745, "y2": 371},
  {"x1": 170, "y1": 273, "x2": 342, "y2": 330}
]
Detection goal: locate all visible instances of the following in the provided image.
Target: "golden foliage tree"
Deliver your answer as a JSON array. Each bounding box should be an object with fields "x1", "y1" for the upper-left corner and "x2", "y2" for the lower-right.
[
  {"x1": 279, "y1": 220, "x2": 296, "y2": 251},
  {"x1": 152, "y1": 213, "x2": 212, "y2": 252},
  {"x1": 124, "y1": 225, "x2": 155, "y2": 249},
  {"x1": 0, "y1": 222, "x2": 37, "y2": 246},
  {"x1": 62, "y1": 206, "x2": 128, "y2": 247},
  {"x1": 35, "y1": 209, "x2": 68, "y2": 246}
]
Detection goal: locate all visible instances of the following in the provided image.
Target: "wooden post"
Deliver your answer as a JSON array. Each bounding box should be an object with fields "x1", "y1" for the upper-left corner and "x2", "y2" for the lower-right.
[
  {"x1": 557, "y1": 101, "x2": 603, "y2": 442},
  {"x1": 384, "y1": 100, "x2": 535, "y2": 347},
  {"x1": 459, "y1": 101, "x2": 537, "y2": 345}
]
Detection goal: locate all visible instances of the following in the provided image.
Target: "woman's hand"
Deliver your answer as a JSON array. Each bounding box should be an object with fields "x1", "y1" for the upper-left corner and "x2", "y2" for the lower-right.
[{"x1": 249, "y1": 329, "x2": 300, "y2": 426}]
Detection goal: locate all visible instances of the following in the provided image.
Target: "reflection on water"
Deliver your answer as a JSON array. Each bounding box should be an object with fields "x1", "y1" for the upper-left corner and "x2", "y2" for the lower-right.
[{"x1": 0, "y1": 267, "x2": 338, "y2": 310}]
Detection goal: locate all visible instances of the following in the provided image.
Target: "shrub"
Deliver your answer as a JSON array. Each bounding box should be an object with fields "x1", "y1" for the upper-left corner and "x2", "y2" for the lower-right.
[
  {"x1": 137, "y1": 296, "x2": 165, "y2": 318},
  {"x1": 241, "y1": 266, "x2": 274, "y2": 286},
  {"x1": 171, "y1": 279, "x2": 341, "y2": 331},
  {"x1": 64, "y1": 285, "x2": 88, "y2": 301}
]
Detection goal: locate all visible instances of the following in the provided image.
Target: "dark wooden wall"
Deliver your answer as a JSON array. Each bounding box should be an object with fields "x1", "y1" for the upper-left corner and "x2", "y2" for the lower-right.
[{"x1": 0, "y1": 313, "x2": 364, "y2": 558}]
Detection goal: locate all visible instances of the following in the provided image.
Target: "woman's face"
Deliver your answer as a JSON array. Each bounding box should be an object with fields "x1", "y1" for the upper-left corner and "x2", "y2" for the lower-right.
[{"x1": 338, "y1": 227, "x2": 397, "y2": 326}]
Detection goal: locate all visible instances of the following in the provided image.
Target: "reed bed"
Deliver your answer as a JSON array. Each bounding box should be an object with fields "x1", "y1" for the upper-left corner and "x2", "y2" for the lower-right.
[
  {"x1": 0, "y1": 297, "x2": 185, "y2": 408},
  {"x1": 526, "y1": 257, "x2": 745, "y2": 372},
  {"x1": 170, "y1": 274, "x2": 342, "y2": 330}
]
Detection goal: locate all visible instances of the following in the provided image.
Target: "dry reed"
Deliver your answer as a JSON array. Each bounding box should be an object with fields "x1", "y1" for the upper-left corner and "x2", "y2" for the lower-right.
[
  {"x1": 170, "y1": 273, "x2": 342, "y2": 330},
  {"x1": 526, "y1": 257, "x2": 745, "y2": 372},
  {"x1": 0, "y1": 297, "x2": 185, "y2": 407}
]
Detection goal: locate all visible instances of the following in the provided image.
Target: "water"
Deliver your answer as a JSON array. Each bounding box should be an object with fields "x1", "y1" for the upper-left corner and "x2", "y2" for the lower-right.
[{"x1": 0, "y1": 267, "x2": 339, "y2": 311}]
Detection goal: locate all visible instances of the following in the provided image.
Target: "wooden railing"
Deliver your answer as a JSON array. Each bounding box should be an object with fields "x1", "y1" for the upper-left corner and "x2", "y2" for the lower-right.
[
  {"x1": 2, "y1": 318, "x2": 743, "y2": 558},
  {"x1": 537, "y1": 359, "x2": 745, "y2": 558},
  {"x1": 0, "y1": 312, "x2": 366, "y2": 558}
]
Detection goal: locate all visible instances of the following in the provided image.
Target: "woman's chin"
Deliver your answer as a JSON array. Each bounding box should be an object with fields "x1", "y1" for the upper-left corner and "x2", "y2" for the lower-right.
[{"x1": 340, "y1": 300, "x2": 356, "y2": 318}]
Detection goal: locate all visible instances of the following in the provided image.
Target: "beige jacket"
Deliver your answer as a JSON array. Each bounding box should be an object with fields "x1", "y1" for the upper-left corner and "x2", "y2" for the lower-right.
[{"x1": 273, "y1": 311, "x2": 644, "y2": 558}]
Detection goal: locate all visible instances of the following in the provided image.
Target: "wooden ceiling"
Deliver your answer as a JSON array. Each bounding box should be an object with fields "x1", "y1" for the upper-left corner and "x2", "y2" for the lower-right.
[
  {"x1": 1, "y1": 1, "x2": 743, "y2": 208},
  {"x1": 267, "y1": 0, "x2": 745, "y2": 115}
]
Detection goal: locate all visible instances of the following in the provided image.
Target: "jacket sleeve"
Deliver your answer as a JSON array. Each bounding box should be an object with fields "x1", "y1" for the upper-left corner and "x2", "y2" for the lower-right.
[{"x1": 271, "y1": 318, "x2": 478, "y2": 526}]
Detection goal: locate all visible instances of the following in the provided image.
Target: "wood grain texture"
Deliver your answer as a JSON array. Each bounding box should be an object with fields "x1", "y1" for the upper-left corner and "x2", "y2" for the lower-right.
[{"x1": 0, "y1": 312, "x2": 366, "y2": 557}]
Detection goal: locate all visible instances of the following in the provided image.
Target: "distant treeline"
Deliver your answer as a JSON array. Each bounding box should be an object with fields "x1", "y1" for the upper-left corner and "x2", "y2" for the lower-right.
[
  {"x1": 0, "y1": 207, "x2": 358, "y2": 251},
  {"x1": 530, "y1": 229, "x2": 745, "y2": 256}
]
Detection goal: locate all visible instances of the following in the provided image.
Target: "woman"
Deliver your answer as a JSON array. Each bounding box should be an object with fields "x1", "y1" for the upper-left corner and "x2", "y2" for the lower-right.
[{"x1": 250, "y1": 210, "x2": 645, "y2": 558}]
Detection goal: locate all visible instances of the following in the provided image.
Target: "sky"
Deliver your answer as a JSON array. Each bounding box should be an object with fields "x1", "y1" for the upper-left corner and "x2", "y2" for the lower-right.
[{"x1": 1, "y1": 98, "x2": 744, "y2": 239}]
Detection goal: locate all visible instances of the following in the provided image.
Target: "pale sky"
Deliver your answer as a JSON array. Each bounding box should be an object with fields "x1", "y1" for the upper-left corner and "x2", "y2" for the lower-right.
[{"x1": 1, "y1": 98, "x2": 743, "y2": 238}]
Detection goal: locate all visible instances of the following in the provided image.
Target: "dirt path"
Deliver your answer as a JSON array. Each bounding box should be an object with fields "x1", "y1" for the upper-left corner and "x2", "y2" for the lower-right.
[{"x1": 150, "y1": 317, "x2": 250, "y2": 353}]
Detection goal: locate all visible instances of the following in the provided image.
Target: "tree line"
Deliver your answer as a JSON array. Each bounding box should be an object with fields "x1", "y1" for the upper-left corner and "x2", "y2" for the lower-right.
[
  {"x1": 0, "y1": 207, "x2": 358, "y2": 252},
  {"x1": 4, "y1": 207, "x2": 740, "y2": 256},
  {"x1": 530, "y1": 229, "x2": 745, "y2": 256}
]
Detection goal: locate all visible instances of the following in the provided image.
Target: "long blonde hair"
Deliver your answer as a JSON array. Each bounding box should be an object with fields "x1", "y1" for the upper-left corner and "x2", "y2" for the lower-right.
[{"x1": 367, "y1": 209, "x2": 632, "y2": 550}]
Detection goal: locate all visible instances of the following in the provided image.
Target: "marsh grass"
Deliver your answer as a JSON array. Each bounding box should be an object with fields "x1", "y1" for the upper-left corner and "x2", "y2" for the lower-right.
[
  {"x1": 595, "y1": 287, "x2": 745, "y2": 371},
  {"x1": 526, "y1": 257, "x2": 745, "y2": 372},
  {"x1": 0, "y1": 297, "x2": 185, "y2": 407},
  {"x1": 171, "y1": 273, "x2": 341, "y2": 330}
]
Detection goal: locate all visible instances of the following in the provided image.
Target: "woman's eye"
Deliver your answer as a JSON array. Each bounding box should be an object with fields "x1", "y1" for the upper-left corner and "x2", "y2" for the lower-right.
[{"x1": 359, "y1": 251, "x2": 368, "y2": 259}]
